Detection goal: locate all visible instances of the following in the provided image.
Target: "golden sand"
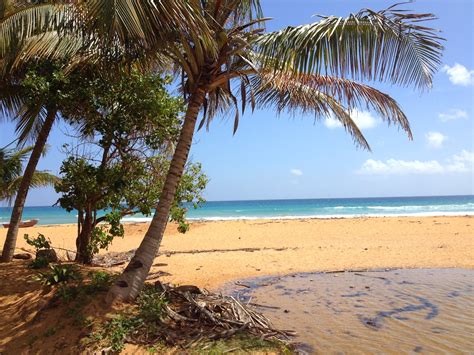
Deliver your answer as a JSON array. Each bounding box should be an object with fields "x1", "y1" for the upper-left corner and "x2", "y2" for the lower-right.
[
  {"x1": 1, "y1": 216, "x2": 473, "y2": 353},
  {"x1": 2, "y1": 216, "x2": 473, "y2": 289}
]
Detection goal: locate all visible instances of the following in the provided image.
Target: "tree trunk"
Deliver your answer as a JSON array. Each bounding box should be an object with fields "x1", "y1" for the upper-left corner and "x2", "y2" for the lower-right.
[
  {"x1": 106, "y1": 88, "x2": 206, "y2": 303},
  {"x1": 1, "y1": 109, "x2": 57, "y2": 262},
  {"x1": 75, "y1": 209, "x2": 94, "y2": 264}
]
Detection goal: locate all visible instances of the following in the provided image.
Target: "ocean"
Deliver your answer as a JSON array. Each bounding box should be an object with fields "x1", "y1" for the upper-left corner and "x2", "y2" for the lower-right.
[{"x1": 0, "y1": 195, "x2": 473, "y2": 225}]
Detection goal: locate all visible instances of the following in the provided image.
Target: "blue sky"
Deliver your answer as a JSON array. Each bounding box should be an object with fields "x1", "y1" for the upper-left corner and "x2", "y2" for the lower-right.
[{"x1": 1, "y1": 0, "x2": 473, "y2": 206}]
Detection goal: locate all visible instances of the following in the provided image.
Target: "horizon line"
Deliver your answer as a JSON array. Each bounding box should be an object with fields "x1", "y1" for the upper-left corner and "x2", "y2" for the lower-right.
[{"x1": 2, "y1": 193, "x2": 473, "y2": 208}]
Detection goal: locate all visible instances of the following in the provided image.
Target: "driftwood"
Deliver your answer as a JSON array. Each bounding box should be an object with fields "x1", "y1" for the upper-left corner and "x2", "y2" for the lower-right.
[
  {"x1": 127, "y1": 282, "x2": 295, "y2": 348},
  {"x1": 93, "y1": 247, "x2": 298, "y2": 268}
]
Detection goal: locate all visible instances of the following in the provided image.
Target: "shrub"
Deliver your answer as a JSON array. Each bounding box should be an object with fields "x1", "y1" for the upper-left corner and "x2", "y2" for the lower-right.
[
  {"x1": 24, "y1": 233, "x2": 51, "y2": 250},
  {"x1": 56, "y1": 284, "x2": 80, "y2": 302},
  {"x1": 137, "y1": 285, "x2": 168, "y2": 322},
  {"x1": 88, "y1": 271, "x2": 114, "y2": 292},
  {"x1": 28, "y1": 256, "x2": 49, "y2": 269},
  {"x1": 34, "y1": 264, "x2": 81, "y2": 285},
  {"x1": 101, "y1": 315, "x2": 142, "y2": 352}
]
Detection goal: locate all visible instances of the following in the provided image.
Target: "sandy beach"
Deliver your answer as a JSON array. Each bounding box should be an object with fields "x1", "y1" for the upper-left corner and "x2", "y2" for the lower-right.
[
  {"x1": 2, "y1": 216, "x2": 473, "y2": 289},
  {"x1": 1, "y1": 215, "x2": 473, "y2": 353}
]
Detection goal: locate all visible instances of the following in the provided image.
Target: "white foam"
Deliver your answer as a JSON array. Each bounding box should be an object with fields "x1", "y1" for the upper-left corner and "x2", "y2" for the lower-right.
[
  {"x1": 121, "y1": 217, "x2": 153, "y2": 223},
  {"x1": 367, "y1": 203, "x2": 474, "y2": 211},
  {"x1": 186, "y1": 211, "x2": 474, "y2": 221}
]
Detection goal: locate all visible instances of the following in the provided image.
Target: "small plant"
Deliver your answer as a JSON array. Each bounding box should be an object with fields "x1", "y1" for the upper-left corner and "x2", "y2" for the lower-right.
[
  {"x1": 88, "y1": 271, "x2": 114, "y2": 291},
  {"x1": 56, "y1": 284, "x2": 80, "y2": 302},
  {"x1": 137, "y1": 285, "x2": 168, "y2": 322},
  {"x1": 24, "y1": 233, "x2": 51, "y2": 250},
  {"x1": 101, "y1": 315, "x2": 142, "y2": 352},
  {"x1": 34, "y1": 264, "x2": 81, "y2": 285},
  {"x1": 28, "y1": 256, "x2": 49, "y2": 269}
]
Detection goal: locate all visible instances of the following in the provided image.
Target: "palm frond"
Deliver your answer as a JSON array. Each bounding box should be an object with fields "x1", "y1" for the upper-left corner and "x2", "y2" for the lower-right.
[
  {"x1": 0, "y1": 81, "x2": 23, "y2": 119},
  {"x1": 10, "y1": 31, "x2": 88, "y2": 70},
  {"x1": 1, "y1": 170, "x2": 58, "y2": 204},
  {"x1": 0, "y1": 3, "x2": 75, "y2": 58},
  {"x1": 0, "y1": 1, "x2": 217, "y2": 72},
  {"x1": 249, "y1": 73, "x2": 370, "y2": 150},
  {"x1": 14, "y1": 104, "x2": 49, "y2": 144},
  {"x1": 211, "y1": 0, "x2": 264, "y2": 26},
  {"x1": 257, "y1": 72, "x2": 412, "y2": 138},
  {"x1": 28, "y1": 170, "x2": 59, "y2": 188},
  {"x1": 0, "y1": 143, "x2": 56, "y2": 204},
  {"x1": 255, "y1": 4, "x2": 444, "y2": 89}
]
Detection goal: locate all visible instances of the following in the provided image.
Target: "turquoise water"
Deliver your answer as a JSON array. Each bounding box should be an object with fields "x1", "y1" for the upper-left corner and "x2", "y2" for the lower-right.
[{"x1": 0, "y1": 195, "x2": 473, "y2": 225}]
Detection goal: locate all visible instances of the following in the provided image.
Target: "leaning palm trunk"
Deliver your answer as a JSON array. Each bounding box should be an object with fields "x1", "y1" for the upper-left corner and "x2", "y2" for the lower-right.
[
  {"x1": 106, "y1": 89, "x2": 206, "y2": 303},
  {"x1": 1, "y1": 109, "x2": 57, "y2": 262}
]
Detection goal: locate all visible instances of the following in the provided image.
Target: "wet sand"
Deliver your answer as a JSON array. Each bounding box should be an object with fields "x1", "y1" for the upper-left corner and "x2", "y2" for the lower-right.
[
  {"x1": 223, "y1": 269, "x2": 474, "y2": 353},
  {"x1": 1, "y1": 216, "x2": 473, "y2": 289}
]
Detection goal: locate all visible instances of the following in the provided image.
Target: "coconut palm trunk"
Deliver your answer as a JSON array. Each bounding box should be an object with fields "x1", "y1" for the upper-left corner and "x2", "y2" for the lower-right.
[
  {"x1": 1, "y1": 109, "x2": 57, "y2": 262},
  {"x1": 106, "y1": 88, "x2": 206, "y2": 303}
]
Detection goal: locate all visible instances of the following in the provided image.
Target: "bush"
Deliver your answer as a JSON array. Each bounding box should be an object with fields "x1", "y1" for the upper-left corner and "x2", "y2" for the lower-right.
[
  {"x1": 34, "y1": 264, "x2": 81, "y2": 285},
  {"x1": 24, "y1": 233, "x2": 51, "y2": 250},
  {"x1": 88, "y1": 271, "x2": 114, "y2": 292},
  {"x1": 56, "y1": 284, "x2": 80, "y2": 302},
  {"x1": 101, "y1": 315, "x2": 142, "y2": 352},
  {"x1": 137, "y1": 285, "x2": 168, "y2": 322},
  {"x1": 28, "y1": 256, "x2": 49, "y2": 269}
]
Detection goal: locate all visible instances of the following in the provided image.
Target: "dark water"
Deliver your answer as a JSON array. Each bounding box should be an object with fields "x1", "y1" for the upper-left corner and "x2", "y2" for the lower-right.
[{"x1": 224, "y1": 269, "x2": 474, "y2": 354}]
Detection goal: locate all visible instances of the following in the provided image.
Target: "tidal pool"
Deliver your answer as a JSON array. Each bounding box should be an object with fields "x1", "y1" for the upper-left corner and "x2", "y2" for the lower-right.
[{"x1": 224, "y1": 269, "x2": 474, "y2": 353}]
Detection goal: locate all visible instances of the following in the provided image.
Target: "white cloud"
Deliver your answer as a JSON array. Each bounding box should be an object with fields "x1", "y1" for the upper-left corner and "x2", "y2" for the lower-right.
[
  {"x1": 357, "y1": 150, "x2": 474, "y2": 175},
  {"x1": 446, "y1": 150, "x2": 474, "y2": 173},
  {"x1": 438, "y1": 109, "x2": 468, "y2": 122},
  {"x1": 290, "y1": 169, "x2": 303, "y2": 176},
  {"x1": 351, "y1": 109, "x2": 379, "y2": 129},
  {"x1": 323, "y1": 115, "x2": 343, "y2": 129},
  {"x1": 323, "y1": 115, "x2": 342, "y2": 129},
  {"x1": 323, "y1": 109, "x2": 378, "y2": 130},
  {"x1": 425, "y1": 131, "x2": 447, "y2": 149},
  {"x1": 358, "y1": 159, "x2": 444, "y2": 175},
  {"x1": 442, "y1": 63, "x2": 474, "y2": 86}
]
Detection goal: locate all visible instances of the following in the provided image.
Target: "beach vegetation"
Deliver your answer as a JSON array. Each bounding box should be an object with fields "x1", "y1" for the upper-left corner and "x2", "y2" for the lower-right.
[
  {"x1": 0, "y1": 0, "x2": 445, "y2": 301},
  {"x1": 34, "y1": 264, "x2": 81, "y2": 286},
  {"x1": 0, "y1": 0, "x2": 444, "y2": 308},
  {"x1": 24, "y1": 232, "x2": 56, "y2": 267},
  {"x1": 24, "y1": 233, "x2": 51, "y2": 250},
  {"x1": 0, "y1": 146, "x2": 57, "y2": 205},
  {"x1": 191, "y1": 333, "x2": 292, "y2": 354},
  {"x1": 28, "y1": 256, "x2": 49, "y2": 269},
  {"x1": 0, "y1": 59, "x2": 75, "y2": 262},
  {"x1": 53, "y1": 71, "x2": 207, "y2": 264},
  {"x1": 101, "y1": 1, "x2": 445, "y2": 303},
  {"x1": 85, "y1": 283, "x2": 291, "y2": 354},
  {"x1": 0, "y1": 0, "x2": 216, "y2": 263}
]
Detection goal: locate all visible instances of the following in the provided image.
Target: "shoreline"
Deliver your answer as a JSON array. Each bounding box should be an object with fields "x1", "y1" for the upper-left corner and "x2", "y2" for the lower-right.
[
  {"x1": 3, "y1": 211, "x2": 474, "y2": 227},
  {"x1": 2, "y1": 215, "x2": 473, "y2": 290},
  {"x1": 219, "y1": 266, "x2": 474, "y2": 292}
]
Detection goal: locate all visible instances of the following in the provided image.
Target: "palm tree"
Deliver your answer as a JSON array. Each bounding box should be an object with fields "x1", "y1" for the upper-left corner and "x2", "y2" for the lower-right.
[
  {"x1": 0, "y1": 144, "x2": 57, "y2": 204},
  {"x1": 0, "y1": 1, "x2": 444, "y2": 301},
  {"x1": 0, "y1": 72, "x2": 60, "y2": 261},
  {"x1": 0, "y1": 0, "x2": 62, "y2": 261},
  {"x1": 104, "y1": 2, "x2": 444, "y2": 302},
  {"x1": 0, "y1": 0, "x2": 213, "y2": 262}
]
